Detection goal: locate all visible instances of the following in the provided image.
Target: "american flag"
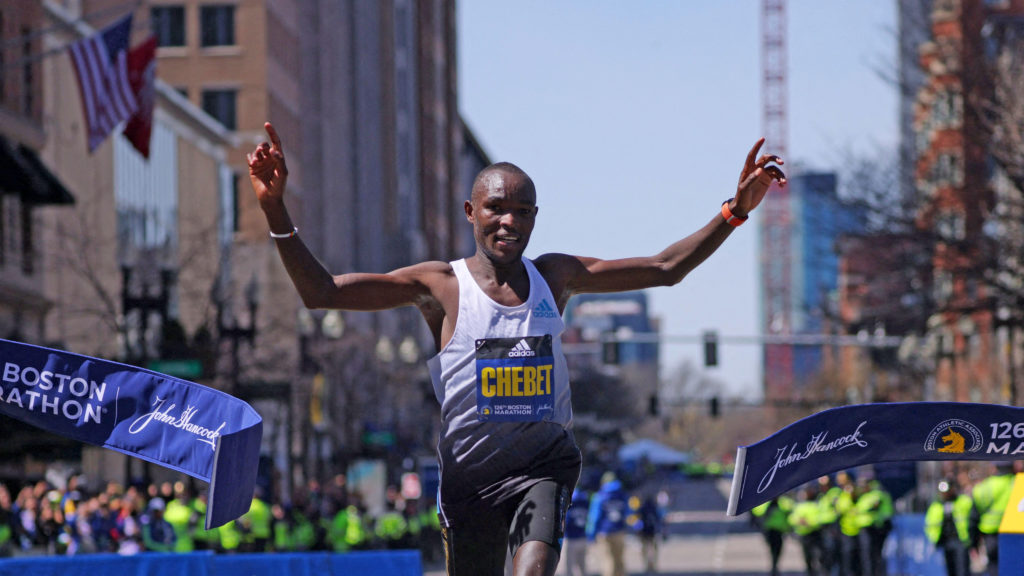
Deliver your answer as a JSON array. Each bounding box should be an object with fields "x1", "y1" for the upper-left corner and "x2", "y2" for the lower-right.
[
  {"x1": 123, "y1": 35, "x2": 157, "y2": 158},
  {"x1": 68, "y1": 14, "x2": 138, "y2": 153}
]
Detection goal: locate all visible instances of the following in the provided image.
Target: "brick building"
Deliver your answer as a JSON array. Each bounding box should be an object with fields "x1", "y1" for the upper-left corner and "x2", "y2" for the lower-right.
[{"x1": 912, "y1": 0, "x2": 1024, "y2": 402}]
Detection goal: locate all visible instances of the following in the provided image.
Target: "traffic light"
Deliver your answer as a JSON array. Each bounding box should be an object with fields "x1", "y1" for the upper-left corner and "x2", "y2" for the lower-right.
[
  {"x1": 601, "y1": 339, "x2": 619, "y2": 365},
  {"x1": 703, "y1": 330, "x2": 718, "y2": 367},
  {"x1": 648, "y1": 394, "x2": 659, "y2": 416}
]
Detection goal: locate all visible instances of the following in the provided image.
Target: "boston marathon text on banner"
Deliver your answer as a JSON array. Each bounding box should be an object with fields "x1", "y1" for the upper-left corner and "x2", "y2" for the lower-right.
[
  {"x1": 0, "y1": 339, "x2": 262, "y2": 529},
  {"x1": 728, "y1": 402, "x2": 1024, "y2": 517}
]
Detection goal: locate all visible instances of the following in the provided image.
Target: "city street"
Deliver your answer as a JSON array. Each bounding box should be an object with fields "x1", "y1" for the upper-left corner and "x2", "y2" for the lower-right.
[
  {"x1": 571, "y1": 476, "x2": 806, "y2": 576},
  {"x1": 425, "y1": 475, "x2": 807, "y2": 576}
]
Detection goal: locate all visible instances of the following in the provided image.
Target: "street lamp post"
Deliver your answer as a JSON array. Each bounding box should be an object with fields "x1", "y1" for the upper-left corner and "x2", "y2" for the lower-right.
[
  {"x1": 996, "y1": 305, "x2": 1019, "y2": 405},
  {"x1": 217, "y1": 275, "x2": 258, "y2": 395},
  {"x1": 299, "y1": 309, "x2": 344, "y2": 484},
  {"x1": 120, "y1": 264, "x2": 173, "y2": 485}
]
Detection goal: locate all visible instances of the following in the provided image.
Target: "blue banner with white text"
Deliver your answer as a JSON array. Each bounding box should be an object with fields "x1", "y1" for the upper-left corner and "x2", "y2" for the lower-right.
[
  {"x1": 0, "y1": 550, "x2": 423, "y2": 576},
  {"x1": 728, "y1": 402, "x2": 1024, "y2": 516},
  {"x1": 0, "y1": 338, "x2": 262, "y2": 529}
]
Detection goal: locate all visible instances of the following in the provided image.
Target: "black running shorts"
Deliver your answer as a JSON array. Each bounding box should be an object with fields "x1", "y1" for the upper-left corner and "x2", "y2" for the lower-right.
[{"x1": 440, "y1": 479, "x2": 573, "y2": 575}]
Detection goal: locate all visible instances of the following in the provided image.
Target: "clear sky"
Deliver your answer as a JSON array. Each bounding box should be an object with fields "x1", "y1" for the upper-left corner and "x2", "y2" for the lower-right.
[{"x1": 456, "y1": 1, "x2": 899, "y2": 400}]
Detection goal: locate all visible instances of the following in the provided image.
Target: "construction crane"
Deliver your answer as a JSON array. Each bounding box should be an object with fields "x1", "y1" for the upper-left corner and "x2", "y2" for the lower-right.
[{"x1": 760, "y1": 0, "x2": 793, "y2": 400}]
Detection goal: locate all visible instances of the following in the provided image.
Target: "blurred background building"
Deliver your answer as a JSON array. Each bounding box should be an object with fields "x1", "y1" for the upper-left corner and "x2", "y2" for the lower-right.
[
  {"x1": 563, "y1": 291, "x2": 660, "y2": 419},
  {"x1": 0, "y1": 0, "x2": 487, "y2": 505},
  {"x1": 756, "y1": 0, "x2": 1024, "y2": 423}
]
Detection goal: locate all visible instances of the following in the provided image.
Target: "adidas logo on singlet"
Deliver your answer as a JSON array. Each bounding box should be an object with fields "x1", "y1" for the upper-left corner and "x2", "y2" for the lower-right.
[
  {"x1": 533, "y1": 300, "x2": 558, "y2": 319},
  {"x1": 507, "y1": 339, "x2": 537, "y2": 358}
]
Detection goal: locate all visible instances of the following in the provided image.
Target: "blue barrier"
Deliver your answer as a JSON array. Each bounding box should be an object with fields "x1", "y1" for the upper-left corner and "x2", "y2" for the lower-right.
[
  {"x1": 883, "y1": 514, "x2": 946, "y2": 576},
  {"x1": 1001, "y1": 533, "x2": 1024, "y2": 574},
  {"x1": 0, "y1": 550, "x2": 423, "y2": 576}
]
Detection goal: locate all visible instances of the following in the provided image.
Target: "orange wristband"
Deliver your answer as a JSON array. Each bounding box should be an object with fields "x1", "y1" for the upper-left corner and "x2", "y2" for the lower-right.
[{"x1": 721, "y1": 199, "x2": 748, "y2": 227}]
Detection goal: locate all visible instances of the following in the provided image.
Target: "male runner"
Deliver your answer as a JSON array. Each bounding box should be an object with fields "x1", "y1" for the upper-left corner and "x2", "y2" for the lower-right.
[{"x1": 248, "y1": 122, "x2": 784, "y2": 576}]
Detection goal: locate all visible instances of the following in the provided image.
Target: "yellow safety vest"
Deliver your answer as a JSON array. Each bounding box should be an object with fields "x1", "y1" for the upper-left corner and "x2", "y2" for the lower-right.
[
  {"x1": 973, "y1": 474, "x2": 1013, "y2": 535},
  {"x1": 789, "y1": 501, "x2": 821, "y2": 536},
  {"x1": 925, "y1": 495, "x2": 972, "y2": 544}
]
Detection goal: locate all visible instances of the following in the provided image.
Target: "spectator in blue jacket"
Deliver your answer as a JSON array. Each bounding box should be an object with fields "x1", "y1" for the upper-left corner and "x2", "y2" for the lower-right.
[
  {"x1": 637, "y1": 492, "x2": 665, "y2": 574},
  {"x1": 141, "y1": 498, "x2": 176, "y2": 552},
  {"x1": 587, "y1": 473, "x2": 629, "y2": 576},
  {"x1": 562, "y1": 489, "x2": 590, "y2": 576}
]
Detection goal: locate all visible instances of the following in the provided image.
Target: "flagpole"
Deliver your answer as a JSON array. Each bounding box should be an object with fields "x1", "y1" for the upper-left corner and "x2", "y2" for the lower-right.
[
  {"x1": 6, "y1": 18, "x2": 153, "y2": 68},
  {"x1": 727, "y1": 446, "x2": 747, "y2": 516},
  {"x1": 2, "y1": 0, "x2": 140, "y2": 50}
]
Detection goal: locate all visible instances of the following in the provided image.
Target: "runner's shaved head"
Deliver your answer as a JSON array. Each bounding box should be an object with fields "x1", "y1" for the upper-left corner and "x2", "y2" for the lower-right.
[{"x1": 472, "y1": 162, "x2": 535, "y2": 202}]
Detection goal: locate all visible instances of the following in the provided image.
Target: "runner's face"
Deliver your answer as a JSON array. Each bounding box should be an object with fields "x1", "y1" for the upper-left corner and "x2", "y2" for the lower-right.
[{"x1": 469, "y1": 171, "x2": 537, "y2": 264}]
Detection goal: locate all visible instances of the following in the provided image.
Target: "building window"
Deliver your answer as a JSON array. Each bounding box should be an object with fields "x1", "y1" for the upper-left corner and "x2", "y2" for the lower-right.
[
  {"x1": 2, "y1": 195, "x2": 22, "y2": 269},
  {"x1": 232, "y1": 173, "x2": 241, "y2": 233},
  {"x1": 200, "y1": 5, "x2": 236, "y2": 47},
  {"x1": 935, "y1": 210, "x2": 966, "y2": 241},
  {"x1": 915, "y1": 124, "x2": 931, "y2": 155},
  {"x1": 0, "y1": 196, "x2": 5, "y2": 266},
  {"x1": 935, "y1": 0, "x2": 958, "y2": 14},
  {"x1": 966, "y1": 278, "x2": 979, "y2": 303},
  {"x1": 20, "y1": 201, "x2": 32, "y2": 274},
  {"x1": 0, "y1": 11, "x2": 6, "y2": 105},
  {"x1": 201, "y1": 89, "x2": 237, "y2": 130},
  {"x1": 933, "y1": 153, "x2": 963, "y2": 187},
  {"x1": 916, "y1": 178, "x2": 936, "y2": 199},
  {"x1": 934, "y1": 270, "x2": 953, "y2": 305},
  {"x1": 932, "y1": 90, "x2": 962, "y2": 128},
  {"x1": 21, "y1": 26, "x2": 33, "y2": 116},
  {"x1": 151, "y1": 6, "x2": 186, "y2": 47}
]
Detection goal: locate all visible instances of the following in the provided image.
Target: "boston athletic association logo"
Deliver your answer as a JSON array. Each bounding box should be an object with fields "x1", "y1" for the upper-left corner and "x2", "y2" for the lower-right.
[{"x1": 924, "y1": 418, "x2": 983, "y2": 454}]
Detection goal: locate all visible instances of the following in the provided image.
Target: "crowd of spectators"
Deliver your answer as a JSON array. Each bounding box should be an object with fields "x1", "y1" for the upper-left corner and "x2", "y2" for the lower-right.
[{"x1": 0, "y1": 473, "x2": 442, "y2": 560}]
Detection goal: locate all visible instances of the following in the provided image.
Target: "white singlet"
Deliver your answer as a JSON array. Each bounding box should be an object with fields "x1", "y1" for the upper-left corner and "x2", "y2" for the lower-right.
[{"x1": 427, "y1": 258, "x2": 580, "y2": 524}]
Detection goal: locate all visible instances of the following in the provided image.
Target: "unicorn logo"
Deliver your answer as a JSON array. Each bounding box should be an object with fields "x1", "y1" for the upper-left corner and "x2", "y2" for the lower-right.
[{"x1": 938, "y1": 428, "x2": 965, "y2": 453}]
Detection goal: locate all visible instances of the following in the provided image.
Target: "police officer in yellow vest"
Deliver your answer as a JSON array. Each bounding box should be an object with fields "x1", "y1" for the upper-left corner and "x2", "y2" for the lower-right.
[
  {"x1": 789, "y1": 485, "x2": 824, "y2": 575},
  {"x1": 272, "y1": 503, "x2": 292, "y2": 552},
  {"x1": 843, "y1": 477, "x2": 887, "y2": 576},
  {"x1": 239, "y1": 490, "x2": 272, "y2": 552},
  {"x1": 271, "y1": 501, "x2": 318, "y2": 552},
  {"x1": 835, "y1": 474, "x2": 864, "y2": 576},
  {"x1": 816, "y1": 475, "x2": 843, "y2": 575},
  {"x1": 190, "y1": 493, "x2": 219, "y2": 551},
  {"x1": 751, "y1": 495, "x2": 793, "y2": 576},
  {"x1": 857, "y1": 478, "x2": 893, "y2": 576},
  {"x1": 218, "y1": 519, "x2": 243, "y2": 553},
  {"x1": 164, "y1": 484, "x2": 198, "y2": 553},
  {"x1": 0, "y1": 483, "x2": 12, "y2": 558},
  {"x1": 926, "y1": 479, "x2": 973, "y2": 576},
  {"x1": 292, "y1": 506, "x2": 317, "y2": 551},
  {"x1": 404, "y1": 501, "x2": 422, "y2": 549},
  {"x1": 374, "y1": 503, "x2": 410, "y2": 549},
  {"x1": 328, "y1": 504, "x2": 368, "y2": 552},
  {"x1": 418, "y1": 500, "x2": 442, "y2": 563},
  {"x1": 970, "y1": 461, "x2": 1017, "y2": 576}
]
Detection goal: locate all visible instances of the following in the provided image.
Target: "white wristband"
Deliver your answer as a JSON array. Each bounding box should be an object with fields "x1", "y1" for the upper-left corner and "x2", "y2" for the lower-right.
[{"x1": 269, "y1": 226, "x2": 298, "y2": 239}]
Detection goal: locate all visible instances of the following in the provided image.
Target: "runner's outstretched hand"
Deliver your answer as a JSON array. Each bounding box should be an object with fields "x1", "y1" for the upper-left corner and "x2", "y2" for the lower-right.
[
  {"x1": 248, "y1": 122, "x2": 289, "y2": 208},
  {"x1": 732, "y1": 138, "x2": 785, "y2": 217}
]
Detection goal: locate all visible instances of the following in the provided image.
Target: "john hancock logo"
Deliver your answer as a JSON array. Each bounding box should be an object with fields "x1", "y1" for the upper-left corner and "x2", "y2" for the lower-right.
[
  {"x1": 924, "y1": 418, "x2": 983, "y2": 454},
  {"x1": 129, "y1": 396, "x2": 226, "y2": 451}
]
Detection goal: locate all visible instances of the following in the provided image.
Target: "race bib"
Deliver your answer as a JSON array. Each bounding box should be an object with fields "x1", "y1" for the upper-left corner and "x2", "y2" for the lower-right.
[{"x1": 475, "y1": 335, "x2": 556, "y2": 422}]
